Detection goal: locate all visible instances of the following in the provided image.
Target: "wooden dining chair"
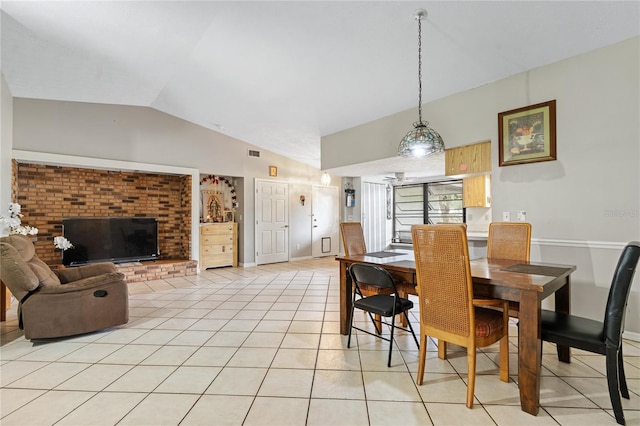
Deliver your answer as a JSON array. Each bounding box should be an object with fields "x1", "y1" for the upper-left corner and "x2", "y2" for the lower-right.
[
  {"x1": 340, "y1": 222, "x2": 386, "y2": 331},
  {"x1": 340, "y1": 222, "x2": 367, "y2": 256},
  {"x1": 541, "y1": 241, "x2": 640, "y2": 425},
  {"x1": 487, "y1": 222, "x2": 532, "y2": 261},
  {"x1": 487, "y1": 221, "x2": 532, "y2": 317},
  {"x1": 412, "y1": 224, "x2": 509, "y2": 408}
]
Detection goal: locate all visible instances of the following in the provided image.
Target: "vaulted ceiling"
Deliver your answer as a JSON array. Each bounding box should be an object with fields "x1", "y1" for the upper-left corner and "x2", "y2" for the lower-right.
[{"x1": 2, "y1": 1, "x2": 638, "y2": 178}]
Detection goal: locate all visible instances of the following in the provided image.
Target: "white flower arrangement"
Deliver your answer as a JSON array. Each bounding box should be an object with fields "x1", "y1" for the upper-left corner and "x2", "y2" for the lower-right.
[
  {"x1": 53, "y1": 236, "x2": 74, "y2": 251},
  {"x1": 1, "y1": 203, "x2": 73, "y2": 250},
  {"x1": 0, "y1": 203, "x2": 38, "y2": 236}
]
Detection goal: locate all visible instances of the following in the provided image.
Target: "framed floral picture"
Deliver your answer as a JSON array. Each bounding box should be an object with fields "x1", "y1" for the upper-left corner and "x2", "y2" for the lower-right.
[{"x1": 498, "y1": 100, "x2": 556, "y2": 166}]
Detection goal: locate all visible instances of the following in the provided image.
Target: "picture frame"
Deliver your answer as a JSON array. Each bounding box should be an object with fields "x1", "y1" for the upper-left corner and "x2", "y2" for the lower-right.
[
  {"x1": 498, "y1": 100, "x2": 556, "y2": 167},
  {"x1": 269, "y1": 166, "x2": 277, "y2": 177}
]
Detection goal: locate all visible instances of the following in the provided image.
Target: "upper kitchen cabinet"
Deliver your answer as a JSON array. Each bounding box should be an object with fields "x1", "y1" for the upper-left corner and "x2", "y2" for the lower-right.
[
  {"x1": 445, "y1": 141, "x2": 491, "y2": 176},
  {"x1": 463, "y1": 174, "x2": 491, "y2": 208}
]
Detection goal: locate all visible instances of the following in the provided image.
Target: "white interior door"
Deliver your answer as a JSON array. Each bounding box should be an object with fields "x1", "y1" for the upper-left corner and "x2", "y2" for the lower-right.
[
  {"x1": 255, "y1": 180, "x2": 289, "y2": 265},
  {"x1": 312, "y1": 185, "x2": 339, "y2": 257}
]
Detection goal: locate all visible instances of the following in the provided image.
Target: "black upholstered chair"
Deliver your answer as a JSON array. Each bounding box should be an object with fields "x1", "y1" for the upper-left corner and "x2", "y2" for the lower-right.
[
  {"x1": 347, "y1": 263, "x2": 419, "y2": 367},
  {"x1": 541, "y1": 241, "x2": 640, "y2": 425}
]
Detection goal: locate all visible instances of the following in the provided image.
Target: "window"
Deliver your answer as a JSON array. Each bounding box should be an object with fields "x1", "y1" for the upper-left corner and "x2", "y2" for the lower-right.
[{"x1": 392, "y1": 180, "x2": 465, "y2": 244}]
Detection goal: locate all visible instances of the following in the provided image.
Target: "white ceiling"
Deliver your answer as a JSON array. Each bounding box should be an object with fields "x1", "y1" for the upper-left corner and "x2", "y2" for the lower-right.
[{"x1": 2, "y1": 1, "x2": 638, "y2": 181}]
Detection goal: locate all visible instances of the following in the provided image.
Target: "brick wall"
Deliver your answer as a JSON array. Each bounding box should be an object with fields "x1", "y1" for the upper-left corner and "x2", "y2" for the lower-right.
[{"x1": 13, "y1": 161, "x2": 192, "y2": 266}]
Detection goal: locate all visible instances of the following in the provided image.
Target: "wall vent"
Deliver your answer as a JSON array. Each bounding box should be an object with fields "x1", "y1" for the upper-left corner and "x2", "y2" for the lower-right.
[{"x1": 248, "y1": 149, "x2": 260, "y2": 158}]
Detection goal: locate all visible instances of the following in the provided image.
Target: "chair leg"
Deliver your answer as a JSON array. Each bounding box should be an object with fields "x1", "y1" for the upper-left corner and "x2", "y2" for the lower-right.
[
  {"x1": 618, "y1": 346, "x2": 629, "y2": 399},
  {"x1": 499, "y1": 335, "x2": 509, "y2": 382},
  {"x1": 606, "y1": 347, "x2": 625, "y2": 425},
  {"x1": 499, "y1": 303, "x2": 509, "y2": 382},
  {"x1": 399, "y1": 290, "x2": 408, "y2": 327},
  {"x1": 416, "y1": 333, "x2": 428, "y2": 385},
  {"x1": 388, "y1": 312, "x2": 396, "y2": 367},
  {"x1": 466, "y1": 347, "x2": 476, "y2": 408},
  {"x1": 404, "y1": 311, "x2": 420, "y2": 349},
  {"x1": 438, "y1": 340, "x2": 447, "y2": 360},
  {"x1": 362, "y1": 310, "x2": 382, "y2": 334},
  {"x1": 347, "y1": 304, "x2": 356, "y2": 348},
  {"x1": 374, "y1": 314, "x2": 383, "y2": 335}
]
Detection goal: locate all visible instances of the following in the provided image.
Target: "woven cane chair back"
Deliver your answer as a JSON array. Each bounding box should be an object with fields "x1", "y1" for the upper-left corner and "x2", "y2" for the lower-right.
[
  {"x1": 412, "y1": 224, "x2": 473, "y2": 337},
  {"x1": 340, "y1": 222, "x2": 367, "y2": 256},
  {"x1": 487, "y1": 222, "x2": 532, "y2": 261}
]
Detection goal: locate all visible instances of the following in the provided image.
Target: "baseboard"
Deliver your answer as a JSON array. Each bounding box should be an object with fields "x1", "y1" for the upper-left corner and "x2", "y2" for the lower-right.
[
  {"x1": 289, "y1": 256, "x2": 314, "y2": 262},
  {"x1": 623, "y1": 330, "x2": 640, "y2": 343}
]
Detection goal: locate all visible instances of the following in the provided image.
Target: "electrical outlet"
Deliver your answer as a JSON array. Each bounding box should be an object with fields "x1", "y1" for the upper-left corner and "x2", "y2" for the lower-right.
[
  {"x1": 502, "y1": 211, "x2": 510, "y2": 221},
  {"x1": 517, "y1": 210, "x2": 526, "y2": 221}
]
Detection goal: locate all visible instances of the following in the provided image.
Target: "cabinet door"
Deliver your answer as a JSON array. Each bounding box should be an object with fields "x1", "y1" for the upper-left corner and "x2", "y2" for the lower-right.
[
  {"x1": 445, "y1": 141, "x2": 491, "y2": 176},
  {"x1": 463, "y1": 175, "x2": 491, "y2": 208}
]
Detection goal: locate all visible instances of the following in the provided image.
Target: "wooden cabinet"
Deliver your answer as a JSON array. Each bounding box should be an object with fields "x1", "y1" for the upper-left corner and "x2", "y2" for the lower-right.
[
  {"x1": 463, "y1": 174, "x2": 491, "y2": 208},
  {"x1": 200, "y1": 222, "x2": 237, "y2": 269},
  {"x1": 445, "y1": 141, "x2": 491, "y2": 176}
]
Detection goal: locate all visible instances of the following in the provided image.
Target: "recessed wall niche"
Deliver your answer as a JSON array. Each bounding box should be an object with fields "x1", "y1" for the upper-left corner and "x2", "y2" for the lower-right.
[
  {"x1": 200, "y1": 174, "x2": 238, "y2": 223},
  {"x1": 12, "y1": 161, "x2": 192, "y2": 265}
]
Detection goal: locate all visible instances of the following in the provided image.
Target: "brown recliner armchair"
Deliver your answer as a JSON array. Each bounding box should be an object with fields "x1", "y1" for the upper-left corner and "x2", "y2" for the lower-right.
[{"x1": 0, "y1": 234, "x2": 129, "y2": 340}]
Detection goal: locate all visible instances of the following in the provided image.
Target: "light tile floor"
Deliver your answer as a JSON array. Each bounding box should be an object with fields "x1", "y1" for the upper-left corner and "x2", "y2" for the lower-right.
[{"x1": 1, "y1": 257, "x2": 639, "y2": 425}]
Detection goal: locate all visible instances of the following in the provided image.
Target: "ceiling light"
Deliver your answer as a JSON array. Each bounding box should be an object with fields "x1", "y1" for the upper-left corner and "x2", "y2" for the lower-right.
[
  {"x1": 320, "y1": 172, "x2": 331, "y2": 186},
  {"x1": 398, "y1": 9, "x2": 445, "y2": 158}
]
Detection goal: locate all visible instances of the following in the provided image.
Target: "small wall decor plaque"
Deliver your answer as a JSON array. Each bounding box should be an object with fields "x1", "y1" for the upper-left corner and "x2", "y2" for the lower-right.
[{"x1": 269, "y1": 166, "x2": 277, "y2": 177}]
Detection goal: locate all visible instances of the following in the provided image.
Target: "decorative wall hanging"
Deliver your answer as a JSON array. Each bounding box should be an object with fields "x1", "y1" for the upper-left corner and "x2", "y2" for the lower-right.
[
  {"x1": 498, "y1": 100, "x2": 557, "y2": 166},
  {"x1": 269, "y1": 166, "x2": 277, "y2": 177},
  {"x1": 200, "y1": 175, "x2": 237, "y2": 222}
]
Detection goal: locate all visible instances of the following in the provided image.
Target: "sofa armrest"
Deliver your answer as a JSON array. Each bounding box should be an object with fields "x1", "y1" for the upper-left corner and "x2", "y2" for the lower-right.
[
  {"x1": 54, "y1": 263, "x2": 117, "y2": 283},
  {"x1": 39, "y1": 272, "x2": 125, "y2": 294}
]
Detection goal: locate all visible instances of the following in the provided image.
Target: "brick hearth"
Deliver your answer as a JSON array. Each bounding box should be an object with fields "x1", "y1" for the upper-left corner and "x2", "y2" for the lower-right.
[{"x1": 115, "y1": 260, "x2": 198, "y2": 283}]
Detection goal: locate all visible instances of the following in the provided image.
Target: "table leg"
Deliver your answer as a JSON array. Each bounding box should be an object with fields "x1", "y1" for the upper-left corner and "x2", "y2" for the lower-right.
[
  {"x1": 1, "y1": 280, "x2": 7, "y2": 322},
  {"x1": 555, "y1": 276, "x2": 571, "y2": 363},
  {"x1": 517, "y1": 290, "x2": 541, "y2": 416},
  {"x1": 339, "y1": 261, "x2": 352, "y2": 335}
]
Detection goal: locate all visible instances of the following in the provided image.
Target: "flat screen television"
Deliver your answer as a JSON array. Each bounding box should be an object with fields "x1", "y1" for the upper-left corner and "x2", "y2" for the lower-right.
[{"x1": 62, "y1": 217, "x2": 159, "y2": 266}]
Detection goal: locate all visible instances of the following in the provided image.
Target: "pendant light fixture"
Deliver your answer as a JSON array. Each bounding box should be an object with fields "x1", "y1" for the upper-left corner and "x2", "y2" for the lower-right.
[
  {"x1": 398, "y1": 9, "x2": 445, "y2": 158},
  {"x1": 320, "y1": 172, "x2": 331, "y2": 186}
]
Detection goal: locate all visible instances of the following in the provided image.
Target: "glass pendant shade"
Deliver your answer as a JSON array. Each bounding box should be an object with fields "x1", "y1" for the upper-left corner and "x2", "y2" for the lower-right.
[
  {"x1": 320, "y1": 172, "x2": 331, "y2": 186},
  {"x1": 398, "y1": 121, "x2": 445, "y2": 158},
  {"x1": 398, "y1": 9, "x2": 444, "y2": 158}
]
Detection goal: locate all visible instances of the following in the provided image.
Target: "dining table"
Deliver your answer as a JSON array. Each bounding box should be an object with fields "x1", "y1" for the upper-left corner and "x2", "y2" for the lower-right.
[{"x1": 336, "y1": 249, "x2": 577, "y2": 416}]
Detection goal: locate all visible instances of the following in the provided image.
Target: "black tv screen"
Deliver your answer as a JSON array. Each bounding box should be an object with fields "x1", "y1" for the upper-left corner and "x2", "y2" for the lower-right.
[{"x1": 62, "y1": 217, "x2": 159, "y2": 266}]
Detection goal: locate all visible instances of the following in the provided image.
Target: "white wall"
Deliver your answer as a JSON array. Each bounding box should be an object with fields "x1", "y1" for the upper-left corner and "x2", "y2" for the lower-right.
[
  {"x1": 10, "y1": 99, "x2": 328, "y2": 265},
  {"x1": 322, "y1": 37, "x2": 640, "y2": 338}
]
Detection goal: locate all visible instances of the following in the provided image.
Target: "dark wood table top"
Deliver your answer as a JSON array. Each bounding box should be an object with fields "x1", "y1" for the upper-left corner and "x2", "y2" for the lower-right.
[{"x1": 336, "y1": 250, "x2": 576, "y2": 294}]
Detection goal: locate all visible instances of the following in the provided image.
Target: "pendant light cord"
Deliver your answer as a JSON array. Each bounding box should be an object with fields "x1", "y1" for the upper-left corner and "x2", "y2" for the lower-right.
[{"x1": 417, "y1": 15, "x2": 423, "y2": 124}]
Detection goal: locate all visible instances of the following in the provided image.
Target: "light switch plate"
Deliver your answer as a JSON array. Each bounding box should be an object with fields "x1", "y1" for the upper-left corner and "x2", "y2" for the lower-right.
[
  {"x1": 517, "y1": 210, "x2": 526, "y2": 221},
  {"x1": 502, "y1": 211, "x2": 510, "y2": 221}
]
